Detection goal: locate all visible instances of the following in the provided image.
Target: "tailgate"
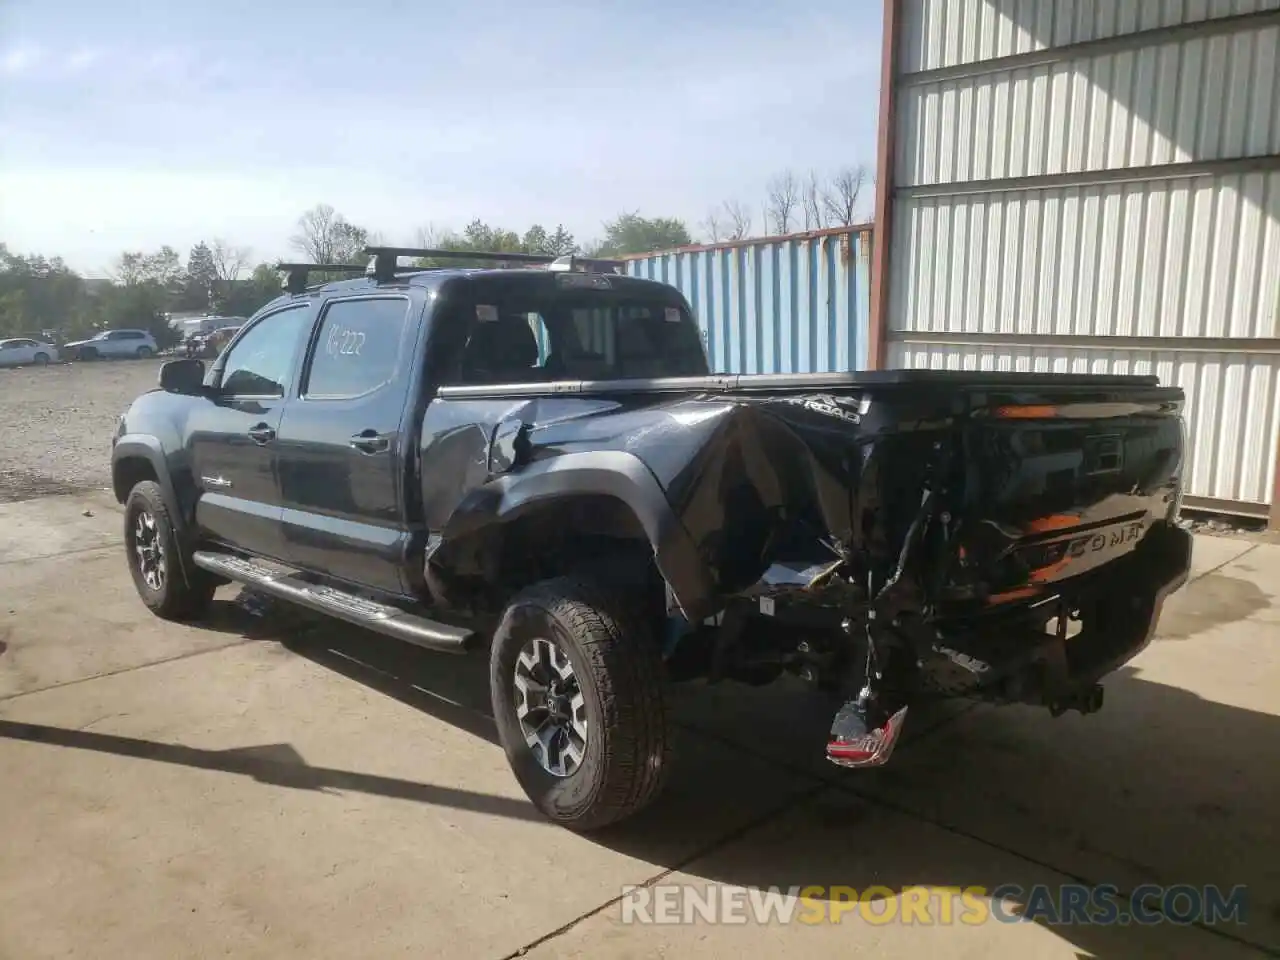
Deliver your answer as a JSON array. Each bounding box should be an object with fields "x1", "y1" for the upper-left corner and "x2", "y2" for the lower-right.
[{"x1": 945, "y1": 388, "x2": 1186, "y2": 605}]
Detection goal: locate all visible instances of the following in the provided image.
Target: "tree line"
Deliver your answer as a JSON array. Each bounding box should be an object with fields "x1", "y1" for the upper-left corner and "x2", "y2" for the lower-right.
[
  {"x1": 0, "y1": 240, "x2": 282, "y2": 345},
  {"x1": 0, "y1": 166, "x2": 870, "y2": 342},
  {"x1": 702, "y1": 164, "x2": 872, "y2": 242}
]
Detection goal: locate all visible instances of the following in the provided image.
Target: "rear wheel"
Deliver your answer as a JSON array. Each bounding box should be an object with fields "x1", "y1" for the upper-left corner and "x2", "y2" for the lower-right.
[
  {"x1": 489, "y1": 575, "x2": 671, "y2": 832},
  {"x1": 32, "y1": 353, "x2": 49, "y2": 366},
  {"x1": 124, "y1": 480, "x2": 215, "y2": 620},
  {"x1": 136, "y1": 345, "x2": 153, "y2": 359}
]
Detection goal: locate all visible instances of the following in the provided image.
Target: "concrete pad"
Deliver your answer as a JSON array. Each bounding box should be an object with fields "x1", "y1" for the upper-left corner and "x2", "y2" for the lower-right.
[
  {"x1": 0, "y1": 638, "x2": 817, "y2": 960},
  {"x1": 0, "y1": 491, "x2": 123, "y2": 563},
  {"x1": 1159, "y1": 542, "x2": 1280, "y2": 639},
  {"x1": 523, "y1": 790, "x2": 1260, "y2": 960},
  {"x1": 1186, "y1": 535, "x2": 1257, "y2": 583},
  {"x1": 0, "y1": 547, "x2": 265, "y2": 700},
  {"x1": 670, "y1": 676, "x2": 970, "y2": 783},
  {"x1": 844, "y1": 555, "x2": 1280, "y2": 953}
]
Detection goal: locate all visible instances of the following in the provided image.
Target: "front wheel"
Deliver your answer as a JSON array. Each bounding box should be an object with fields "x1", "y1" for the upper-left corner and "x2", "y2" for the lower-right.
[
  {"x1": 489, "y1": 575, "x2": 672, "y2": 832},
  {"x1": 124, "y1": 480, "x2": 215, "y2": 620}
]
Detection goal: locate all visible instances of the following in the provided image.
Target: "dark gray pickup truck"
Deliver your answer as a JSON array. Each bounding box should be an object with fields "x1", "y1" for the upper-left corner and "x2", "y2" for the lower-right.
[{"x1": 111, "y1": 247, "x2": 1192, "y2": 831}]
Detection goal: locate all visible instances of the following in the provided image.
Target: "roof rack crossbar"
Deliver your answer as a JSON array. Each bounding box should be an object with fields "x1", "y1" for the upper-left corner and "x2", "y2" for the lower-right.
[
  {"x1": 362, "y1": 246, "x2": 627, "y2": 281},
  {"x1": 273, "y1": 261, "x2": 366, "y2": 294}
]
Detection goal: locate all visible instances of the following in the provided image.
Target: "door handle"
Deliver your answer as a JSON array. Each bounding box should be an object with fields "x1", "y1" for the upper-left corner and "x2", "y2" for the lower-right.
[
  {"x1": 247, "y1": 423, "x2": 276, "y2": 444},
  {"x1": 350, "y1": 429, "x2": 391, "y2": 454}
]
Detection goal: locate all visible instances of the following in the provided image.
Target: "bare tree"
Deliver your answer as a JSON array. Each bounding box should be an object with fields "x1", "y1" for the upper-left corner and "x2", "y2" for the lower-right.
[
  {"x1": 822, "y1": 164, "x2": 869, "y2": 226},
  {"x1": 802, "y1": 170, "x2": 827, "y2": 230},
  {"x1": 291, "y1": 204, "x2": 342, "y2": 263},
  {"x1": 414, "y1": 223, "x2": 451, "y2": 248},
  {"x1": 722, "y1": 199, "x2": 753, "y2": 240},
  {"x1": 766, "y1": 170, "x2": 800, "y2": 234},
  {"x1": 700, "y1": 209, "x2": 724, "y2": 244},
  {"x1": 210, "y1": 238, "x2": 250, "y2": 287}
]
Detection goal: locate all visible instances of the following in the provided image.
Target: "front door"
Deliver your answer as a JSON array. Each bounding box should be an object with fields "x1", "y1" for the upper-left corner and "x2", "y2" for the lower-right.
[
  {"x1": 275, "y1": 293, "x2": 423, "y2": 595},
  {"x1": 0, "y1": 340, "x2": 33, "y2": 366},
  {"x1": 189, "y1": 303, "x2": 313, "y2": 559}
]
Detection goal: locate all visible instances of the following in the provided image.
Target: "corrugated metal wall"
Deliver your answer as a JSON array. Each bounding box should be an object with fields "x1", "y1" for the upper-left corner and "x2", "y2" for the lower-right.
[
  {"x1": 887, "y1": 0, "x2": 1280, "y2": 514},
  {"x1": 624, "y1": 227, "x2": 873, "y2": 375}
]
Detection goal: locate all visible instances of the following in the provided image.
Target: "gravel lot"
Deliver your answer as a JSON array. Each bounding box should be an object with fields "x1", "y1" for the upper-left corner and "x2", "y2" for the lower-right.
[{"x1": 0, "y1": 359, "x2": 164, "y2": 502}]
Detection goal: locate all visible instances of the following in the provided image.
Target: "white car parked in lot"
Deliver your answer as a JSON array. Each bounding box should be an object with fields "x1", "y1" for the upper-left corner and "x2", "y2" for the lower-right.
[
  {"x1": 0, "y1": 337, "x2": 60, "y2": 367},
  {"x1": 64, "y1": 329, "x2": 159, "y2": 360}
]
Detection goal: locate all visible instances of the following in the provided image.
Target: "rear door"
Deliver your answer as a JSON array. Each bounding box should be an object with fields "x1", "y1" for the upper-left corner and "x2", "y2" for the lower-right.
[
  {"x1": 274, "y1": 293, "x2": 424, "y2": 594},
  {"x1": 188, "y1": 303, "x2": 314, "y2": 558},
  {"x1": 102, "y1": 331, "x2": 131, "y2": 357}
]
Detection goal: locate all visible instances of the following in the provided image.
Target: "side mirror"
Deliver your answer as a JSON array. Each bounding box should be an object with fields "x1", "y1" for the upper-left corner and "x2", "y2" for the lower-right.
[{"x1": 158, "y1": 358, "x2": 206, "y2": 395}]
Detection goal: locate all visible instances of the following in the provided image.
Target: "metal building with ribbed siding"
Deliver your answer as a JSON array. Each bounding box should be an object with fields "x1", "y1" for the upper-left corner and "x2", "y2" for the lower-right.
[{"x1": 872, "y1": 0, "x2": 1280, "y2": 522}]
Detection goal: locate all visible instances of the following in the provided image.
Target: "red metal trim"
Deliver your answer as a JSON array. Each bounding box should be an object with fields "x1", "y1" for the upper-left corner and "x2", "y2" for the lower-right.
[
  {"x1": 868, "y1": 0, "x2": 901, "y2": 371},
  {"x1": 614, "y1": 222, "x2": 875, "y2": 261},
  {"x1": 1270, "y1": 438, "x2": 1280, "y2": 530}
]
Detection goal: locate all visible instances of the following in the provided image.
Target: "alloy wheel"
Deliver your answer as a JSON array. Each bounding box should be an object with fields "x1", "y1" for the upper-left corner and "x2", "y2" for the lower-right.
[
  {"x1": 513, "y1": 636, "x2": 589, "y2": 777},
  {"x1": 132, "y1": 509, "x2": 165, "y2": 591}
]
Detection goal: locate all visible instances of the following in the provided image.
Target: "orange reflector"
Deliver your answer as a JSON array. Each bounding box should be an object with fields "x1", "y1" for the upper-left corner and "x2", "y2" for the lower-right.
[
  {"x1": 994, "y1": 405, "x2": 1058, "y2": 419},
  {"x1": 1026, "y1": 514, "x2": 1081, "y2": 533},
  {"x1": 986, "y1": 586, "x2": 1041, "y2": 605}
]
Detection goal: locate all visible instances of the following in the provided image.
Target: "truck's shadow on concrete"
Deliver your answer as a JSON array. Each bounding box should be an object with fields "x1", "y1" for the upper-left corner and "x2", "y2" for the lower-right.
[
  {"x1": 272, "y1": 601, "x2": 1277, "y2": 959},
  {"x1": 3, "y1": 589, "x2": 1275, "y2": 958}
]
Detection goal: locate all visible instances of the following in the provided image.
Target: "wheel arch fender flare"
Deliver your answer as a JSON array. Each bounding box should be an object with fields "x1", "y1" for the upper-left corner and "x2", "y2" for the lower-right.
[
  {"x1": 440, "y1": 451, "x2": 717, "y2": 622},
  {"x1": 113, "y1": 435, "x2": 204, "y2": 587}
]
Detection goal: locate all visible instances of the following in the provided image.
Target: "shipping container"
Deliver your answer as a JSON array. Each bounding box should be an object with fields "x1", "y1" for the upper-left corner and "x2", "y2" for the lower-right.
[{"x1": 623, "y1": 226, "x2": 874, "y2": 375}]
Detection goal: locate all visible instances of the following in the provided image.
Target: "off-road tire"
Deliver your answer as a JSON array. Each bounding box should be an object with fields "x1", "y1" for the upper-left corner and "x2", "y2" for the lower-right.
[
  {"x1": 124, "y1": 480, "x2": 215, "y2": 620},
  {"x1": 489, "y1": 575, "x2": 672, "y2": 832}
]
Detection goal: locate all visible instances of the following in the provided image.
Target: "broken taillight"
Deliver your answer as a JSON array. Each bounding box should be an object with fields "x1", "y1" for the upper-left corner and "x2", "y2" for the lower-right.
[{"x1": 825, "y1": 705, "x2": 909, "y2": 768}]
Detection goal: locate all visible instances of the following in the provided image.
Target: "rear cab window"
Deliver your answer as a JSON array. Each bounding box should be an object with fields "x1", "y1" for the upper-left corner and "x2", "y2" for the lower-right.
[{"x1": 441, "y1": 275, "x2": 707, "y2": 386}]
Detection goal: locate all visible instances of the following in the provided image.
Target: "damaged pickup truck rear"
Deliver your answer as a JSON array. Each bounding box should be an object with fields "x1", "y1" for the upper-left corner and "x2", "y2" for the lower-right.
[{"x1": 111, "y1": 248, "x2": 1192, "y2": 831}]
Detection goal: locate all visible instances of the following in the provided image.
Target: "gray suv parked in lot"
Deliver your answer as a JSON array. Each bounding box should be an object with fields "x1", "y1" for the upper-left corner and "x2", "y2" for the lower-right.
[{"x1": 65, "y1": 329, "x2": 158, "y2": 361}]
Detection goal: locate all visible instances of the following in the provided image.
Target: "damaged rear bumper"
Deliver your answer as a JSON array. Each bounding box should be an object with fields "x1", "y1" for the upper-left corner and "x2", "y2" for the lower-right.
[{"x1": 817, "y1": 522, "x2": 1193, "y2": 769}]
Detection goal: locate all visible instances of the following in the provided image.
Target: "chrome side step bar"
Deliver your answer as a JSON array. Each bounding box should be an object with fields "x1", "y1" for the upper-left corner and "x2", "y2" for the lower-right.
[{"x1": 191, "y1": 550, "x2": 474, "y2": 654}]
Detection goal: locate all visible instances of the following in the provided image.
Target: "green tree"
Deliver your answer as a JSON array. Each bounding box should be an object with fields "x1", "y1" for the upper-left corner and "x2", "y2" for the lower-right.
[
  {"x1": 180, "y1": 241, "x2": 217, "y2": 312},
  {"x1": 0, "y1": 244, "x2": 92, "y2": 337},
  {"x1": 0, "y1": 288, "x2": 29, "y2": 336},
  {"x1": 522, "y1": 224, "x2": 550, "y2": 255},
  {"x1": 220, "y1": 264, "x2": 287, "y2": 318},
  {"x1": 94, "y1": 283, "x2": 173, "y2": 346},
  {"x1": 590, "y1": 213, "x2": 692, "y2": 257},
  {"x1": 547, "y1": 225, "x2": 577, "y2": 256},
  {"x1": 462, "y1": 219, "x2": 522, "y2": 253},
  {"x1": 115, "y1": 246, "x2": 184, "y2": 290}
]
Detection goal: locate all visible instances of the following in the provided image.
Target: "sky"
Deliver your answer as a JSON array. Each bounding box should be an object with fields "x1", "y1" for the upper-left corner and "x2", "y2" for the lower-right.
[{"x1": 0, "y1": 0, "x2": 883, "y2": 277}]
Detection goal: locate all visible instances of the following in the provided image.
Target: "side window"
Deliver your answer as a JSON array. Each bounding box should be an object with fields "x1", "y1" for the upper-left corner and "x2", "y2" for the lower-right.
[
  {"x1": 303, "y1": 297, "x2": 411, "y2": 399},
  {"x1": 220, "y1": 306, "x2": 309, "y2": 397}
]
